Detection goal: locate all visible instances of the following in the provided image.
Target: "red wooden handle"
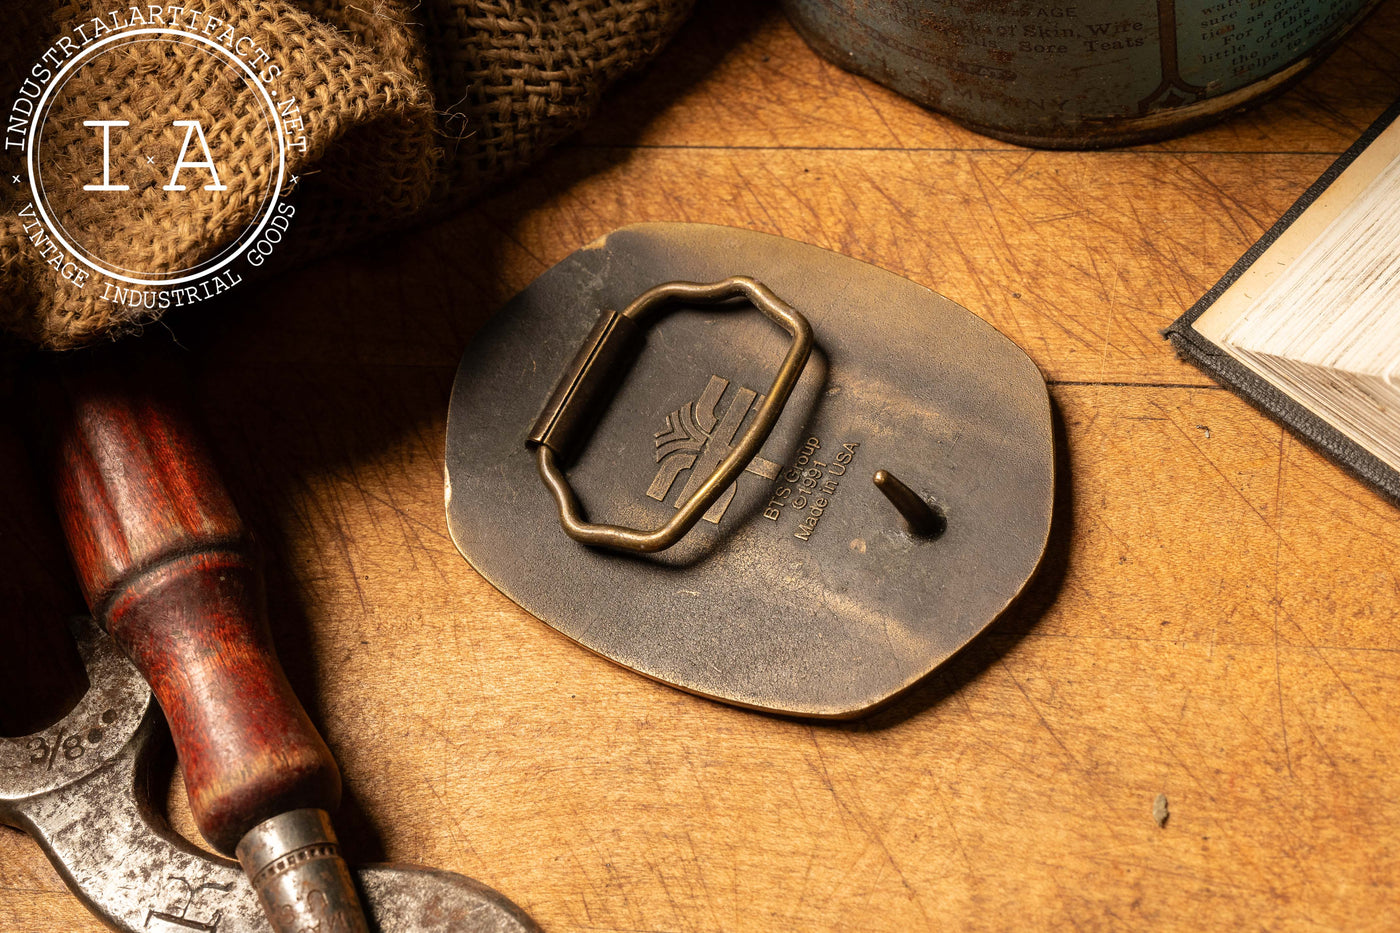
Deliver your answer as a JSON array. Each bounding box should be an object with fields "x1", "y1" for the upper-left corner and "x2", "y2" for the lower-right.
[{"x1": 41, "y1": 351, "x2": 340, "y2": 854}]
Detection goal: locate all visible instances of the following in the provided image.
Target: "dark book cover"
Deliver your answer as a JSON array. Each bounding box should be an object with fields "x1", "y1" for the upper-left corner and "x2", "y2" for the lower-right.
[{"x1": 1166, "y1": 99, "x2": 1400, "y2": 505}]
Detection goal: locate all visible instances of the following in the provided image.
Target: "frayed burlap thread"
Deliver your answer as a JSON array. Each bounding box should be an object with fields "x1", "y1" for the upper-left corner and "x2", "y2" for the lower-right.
[
  {"x1": 0, "y1": 0, "x2": 693, "y2": 348},
  {"x1": 424, "y1": 1, "x2": 693, "y2": 195}
]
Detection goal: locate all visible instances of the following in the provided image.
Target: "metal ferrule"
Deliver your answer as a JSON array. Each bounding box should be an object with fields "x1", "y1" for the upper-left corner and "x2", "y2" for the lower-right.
[{"x1": 236, "y1": 808, "x2": 370, "y2": 933}]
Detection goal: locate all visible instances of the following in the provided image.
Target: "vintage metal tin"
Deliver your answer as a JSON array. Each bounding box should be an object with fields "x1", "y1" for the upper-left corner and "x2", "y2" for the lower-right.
[{"x1": 781, "y1": 0, "x2": 1381, "y2": 147}]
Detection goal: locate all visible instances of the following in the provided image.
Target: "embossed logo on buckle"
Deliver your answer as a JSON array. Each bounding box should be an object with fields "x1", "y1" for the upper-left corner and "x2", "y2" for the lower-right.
[
  {"x1": 526, "y1": 277, "x2": 812, "y2": 554},
  {"x1": 649, "y1": 375, "x2": 782, "y2": 526}
]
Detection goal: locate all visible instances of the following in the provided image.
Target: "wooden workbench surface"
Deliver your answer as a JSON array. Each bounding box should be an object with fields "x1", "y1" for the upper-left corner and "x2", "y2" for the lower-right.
[{"x1": 3, "y1": 2, "x2": 1399, "y2": 930}]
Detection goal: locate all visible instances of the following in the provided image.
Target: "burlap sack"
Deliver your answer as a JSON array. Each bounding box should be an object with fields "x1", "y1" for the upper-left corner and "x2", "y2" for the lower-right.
[{"x1": 0, "y1": 0, "x2": 694, "y2": 348}]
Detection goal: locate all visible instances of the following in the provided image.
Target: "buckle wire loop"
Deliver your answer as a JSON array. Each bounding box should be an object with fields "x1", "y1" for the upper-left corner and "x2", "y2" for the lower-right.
[{"x1": 527, "y1": 277, "x2": 813, "y2": 553}]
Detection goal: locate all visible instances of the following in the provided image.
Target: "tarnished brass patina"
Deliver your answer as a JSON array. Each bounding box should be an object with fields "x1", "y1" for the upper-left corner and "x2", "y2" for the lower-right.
[
  {"x1": 529, "y1": 277, "x2": 813, "y2": 553},
  {"x1": 446, "y1": 223, "x2": 1055, "y2": 718},
  {"x1": 872, "y1": 470, "x2": 946, "y2": 538}
]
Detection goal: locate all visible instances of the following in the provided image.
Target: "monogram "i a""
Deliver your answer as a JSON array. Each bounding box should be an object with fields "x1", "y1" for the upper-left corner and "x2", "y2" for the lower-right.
[{"x1": 82, "y1": 119, "x2": 228, "y2": 193}]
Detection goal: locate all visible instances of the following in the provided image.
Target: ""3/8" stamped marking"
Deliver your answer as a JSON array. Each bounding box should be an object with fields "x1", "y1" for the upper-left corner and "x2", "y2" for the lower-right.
[{"x1": 25, "y1": 708, "x2": 119, "y2": 770}]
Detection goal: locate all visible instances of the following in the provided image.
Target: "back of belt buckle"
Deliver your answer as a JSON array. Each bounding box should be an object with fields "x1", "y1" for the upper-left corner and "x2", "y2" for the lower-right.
[{"x1": 446, "y1": 223, "x2": 1055, "y2": 718}]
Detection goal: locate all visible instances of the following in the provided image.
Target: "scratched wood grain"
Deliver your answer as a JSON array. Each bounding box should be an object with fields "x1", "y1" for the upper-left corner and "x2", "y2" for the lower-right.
[
  {"x1": 3, "y1": 1, "x2": 1400, "y2": 931},
  {"x1": 203, "y1": 147, "x2": 1332, "y2": 387}
]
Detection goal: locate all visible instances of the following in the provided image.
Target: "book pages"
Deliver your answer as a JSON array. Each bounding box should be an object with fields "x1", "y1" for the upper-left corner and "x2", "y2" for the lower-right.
[{"x1": 1192, "y1": 113, "x2": 1400, "y2": 471}]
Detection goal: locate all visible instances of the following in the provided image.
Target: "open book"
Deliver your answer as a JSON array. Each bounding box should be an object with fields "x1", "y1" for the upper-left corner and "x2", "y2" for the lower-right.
[{"x1": 1168, "y1": 101, "x2": 1400, "y2": 503}]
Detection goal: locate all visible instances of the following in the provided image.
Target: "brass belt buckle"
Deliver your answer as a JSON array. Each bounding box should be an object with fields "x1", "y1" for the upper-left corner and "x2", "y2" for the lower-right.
[
  {"x1": 447, "y1": 222, "x2": 1057, "y2": 717},
  {"x1": 527, "y1": 277, "x2": 813, "y2": 553}
]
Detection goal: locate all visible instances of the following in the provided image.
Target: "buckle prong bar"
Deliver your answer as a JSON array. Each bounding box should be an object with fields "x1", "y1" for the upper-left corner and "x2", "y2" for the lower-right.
[{"x1": 528, "y1": 277, "x2": 813, "y2": 553}]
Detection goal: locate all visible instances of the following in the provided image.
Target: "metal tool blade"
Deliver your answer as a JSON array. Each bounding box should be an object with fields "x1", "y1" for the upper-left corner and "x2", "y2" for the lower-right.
[
  {"x1": 445, "y1": 222, "x2": 1055, "y2": 717},
  {"x1": 0, "y1": 619, "x2": 538, "y2": 933}
]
